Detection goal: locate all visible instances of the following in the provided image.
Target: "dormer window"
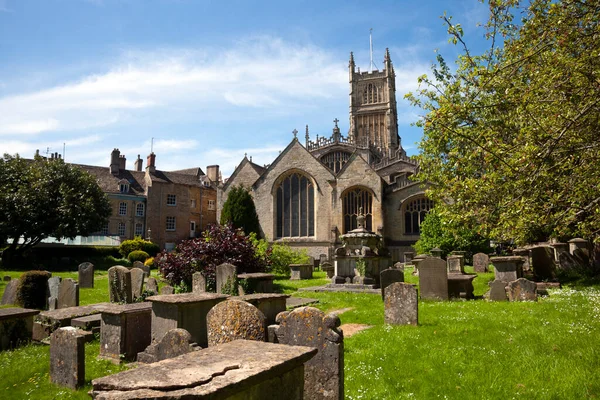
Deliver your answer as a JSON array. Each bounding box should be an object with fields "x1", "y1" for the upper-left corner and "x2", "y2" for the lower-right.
[{"x1": 118, "y1": 179, "x2": 130, "y2": 193}]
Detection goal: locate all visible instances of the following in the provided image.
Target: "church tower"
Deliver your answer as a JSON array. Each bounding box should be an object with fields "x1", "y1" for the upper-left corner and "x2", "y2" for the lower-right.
[{"x1": 348, "y1": 49, "x2": 400, "y2": 155}]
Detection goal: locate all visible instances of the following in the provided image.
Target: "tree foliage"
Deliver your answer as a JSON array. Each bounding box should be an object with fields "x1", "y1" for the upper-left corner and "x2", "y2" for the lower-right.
[
  {"x1": 406, "y1": 0, "x2": 600, "y2": 244},
  {"x1": 0, "y1": 154, "x2": 112, "y2": 260},
  {"x1": 220, "y1": 185, "x2": 260, "y2": 237},
  {"x1": 250, "y1": 233, "x2": 310, "y2": 277},
  {"x1": 157, "y1": 223, "x2": 264, "y2": 291}
]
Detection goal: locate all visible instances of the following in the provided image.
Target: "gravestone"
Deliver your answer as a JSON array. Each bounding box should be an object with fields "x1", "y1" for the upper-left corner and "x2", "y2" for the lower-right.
[
  {"x1": 568, "y1": 238, "x2": 588, "y2": 255},
  {"x1": 380, "y1": 268, "x2": 404, "y2": 300},
  {"x1": 108, "y1": 266, "x2": 132, "y2": 303},
  {"x1": 446, "y1": 256, "x2": 464, "y2": 274},
  {"x1": 192, "y1": 272, "x2": 206, "y2": 293},
  {"x1": 216, "y1": 263, "x2": 237, "y2": 294},
  {"x1": 473, "y1": 253, "x2": 489, "y2": 273},
  {"x1": 321, "y1": 262, "x2": 334, "y2": 279},
  {"x1": 78, "y1": 262, "x2": 94, "y2": 288},
  {"x1": 418, "y1": 257, "x2": 448, "y2": 300},
  {"x1": 160, "y1": 285, "x2": 174, "y2": 295},
  {"x1": 206, "y1": 299, "x2": 266, "y2": 346},
  {"x1": 530, "y1": 246, "x2": 556, "y2": 281},
  {"x1": 393, "y1": 262, "x2": 404, "y2": 270},
  {"x1": 289, "y1": 264, "x2": 313, "y2": 280},
  {"x1": 99, "y1": 302, "x2": 152, "y2": 362},
  {"x1": 57, "y1": 279, "x2": 79, "y2": 309},
  {"x1": 488, "y1": 280, "x2": 508, "y2": 301},
  {"x1": 384, "y1": 282, "x2": 418, "y2": 325},
  {"x1": 50, "y1": 327, "x2": 86, "y2": 389},
  {"x1": 146, "y1": 277, "x2": 158, "y2": 295},
  {"x1": 133, "y1": 261, "x2": 150, "y2": 277},
  {"x1": 274, "y1": 306, "x2": 343, "y2": 400},
  {"x1": 47, "y1": 276, "x2": 62, "y2": 310},
  {"x1": 1, "y1": 280, "x2": 19, "y2": 305},
  {"x1": 137, "y1": 328, "x2": 198, "y2": 364},
  {"x1": 490, "y1": 256, "x2": 524, "y2": 282},
  {"x1": 507, "y1": 278, "x2": 537, "y2": 302},
  {"x1": 403, "y1": 252, "x2": 414, "y2": 264},
  {"x1": 130, "y1": 267, "x2": 145, "y2": 300}
]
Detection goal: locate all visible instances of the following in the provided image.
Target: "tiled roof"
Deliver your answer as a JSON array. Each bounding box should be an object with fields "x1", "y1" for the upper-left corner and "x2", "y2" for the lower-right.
[
  {"x1": 168, "y1": 167, "x2": 205, "y2": 177},
  {"x1": 74, "y1": 164, "x2": 147, "y2": 196}
]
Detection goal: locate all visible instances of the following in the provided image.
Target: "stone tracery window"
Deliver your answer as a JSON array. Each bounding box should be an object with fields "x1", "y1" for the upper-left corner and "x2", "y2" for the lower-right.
[
  {"x1": 320, "y1": 151, "x2": 351, "y2": 173},
  {"x1": 404, "y1": 197, "x2": 434, "y2": 235},
  {"x1": 275, "y1": 172, "x2": 314, "y2": 238},
  {"x1": 342, "y1": 187, "x2": 373, "y2": 233},
  {"x1": 362, "y1": 84, "x2": 379, "y2": 104}
]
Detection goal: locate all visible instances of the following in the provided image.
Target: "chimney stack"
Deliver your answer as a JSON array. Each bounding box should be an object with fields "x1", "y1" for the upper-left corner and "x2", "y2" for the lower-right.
[
  {"x1": 206, "y1": 165, "x2": 220, "y2": 183},
  {"x1": 110, "y1": 148, "x2": 120, "y2": 175},
  {"x1": 119, "y1": 155, "x2": 126, "y2": 170},
  {"x1": 146, "y1": 152, "x2": 156, "y2": 174},
  {"x1": 134, "y1": 154, "x2": 143, "y2": 172}
]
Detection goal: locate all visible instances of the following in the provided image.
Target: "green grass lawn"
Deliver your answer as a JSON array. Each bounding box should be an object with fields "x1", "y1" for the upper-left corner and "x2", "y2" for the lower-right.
[{"x1": 1, "y1": 267, "x2": 600, "y2": 399}]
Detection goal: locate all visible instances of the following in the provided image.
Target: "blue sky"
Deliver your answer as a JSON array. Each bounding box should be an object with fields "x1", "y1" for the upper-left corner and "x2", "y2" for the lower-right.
[{"x1": 0, "y1": 0, "x2": 490, "y2": 177}]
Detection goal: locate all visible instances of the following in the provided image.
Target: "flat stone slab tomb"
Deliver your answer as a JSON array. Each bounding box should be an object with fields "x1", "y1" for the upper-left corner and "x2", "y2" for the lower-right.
[
  {"x1": 286, "y1": 297, "x2": 320, "y2": 309},
  {"x1": 90, "y1": 340, "x2": 317, "y2": 400},
  {"x1": 99, "y1": 302, "x2": 153, "y2": 362},
  {"x1": 33, "y1": 303, "x2": 111, "y2": 341},
  {"x1": 235, "y1": 293, "x2": 289, "y2": 325},
  {"x1": 0, "y1": 307, "x2": 40, "y2": 350},
  {"x1": 447, "y1": 274, "x2": 477, "y2": 299},
  {"x1": 298, "y1": 284, "x2": 380, "y2": 295}
]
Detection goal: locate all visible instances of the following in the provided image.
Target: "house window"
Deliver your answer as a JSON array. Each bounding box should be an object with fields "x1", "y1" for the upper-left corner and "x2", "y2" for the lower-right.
[
  {"x1": 101, "y1": 223, "x2": 109, "y2": 235},
  {"x1": 342, "y1": 187, "x2": 373, "y2": 233},
  {"x1": 118, "y1": 222, "x2": 126, "y2": 237},
  {"x1": 135, "y1": 223, "x2": 143, "y2": 237},
  {"x1": 119, "y1": 183, "x2": 129, "y2": 193},
  {"x1": 166, "y1": 216, "x2": 176, "y2": 231},
  {"x1": 275, "y1": 172, "x2": 314, "y2": 238},
  {"x1": 119, "y1": 202, "x2": 127, "y2": 216},
  {"x1": 191, "y1": 199, "x2": 196, "y2": 208},
  {"x1": 167, "y1": 194, "x2": 177, "y2": 206},
  {"x1": 208, "y1": 200, "x2": 215, "y2": 210},
  {"x1": 404, "y1": 197, "x2": 434, "y2": 235},
  {"x1": 136, "y1": 203, "x2": 145, "y2": 217}
]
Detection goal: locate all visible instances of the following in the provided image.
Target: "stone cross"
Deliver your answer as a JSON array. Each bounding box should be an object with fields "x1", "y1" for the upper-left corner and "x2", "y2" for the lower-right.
[
  {"x1": 292, "y1": 128, "x2": 298, "y2": 138},
  {"x1": 333, "y1": 118, "x2": 339, "y2": 127}
]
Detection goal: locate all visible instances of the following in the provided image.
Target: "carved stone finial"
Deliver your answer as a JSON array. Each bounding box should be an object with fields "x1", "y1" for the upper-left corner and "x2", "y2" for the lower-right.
[
  {"x1": 333, "y1": 118, "x2": 339, "y2": 128},
  {"x1": 244, "y1": 152, "x2": 247, "y2": 158},
  {"x1": 292, "y1": 129, "x2": 298, "y2": 139}
]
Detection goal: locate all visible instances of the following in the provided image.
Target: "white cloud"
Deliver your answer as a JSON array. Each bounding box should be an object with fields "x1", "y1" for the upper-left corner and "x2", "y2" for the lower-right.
[{"x1": 0, "y1": 37, "x2": 347, "y2": 136}]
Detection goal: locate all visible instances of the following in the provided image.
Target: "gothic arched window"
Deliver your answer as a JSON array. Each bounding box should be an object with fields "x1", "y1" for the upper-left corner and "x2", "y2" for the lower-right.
[
  {"x1": 276, "y1": 172, "x2": 315, "y2": 238},
  {"x1": 404, "y1": 197, "x2": 434, "y2": 235},
  {"x1": 320, "y1": 151, "x2": 351, "y2": 173},
  {"x1": 342, "y1": 187, "x2": 373, "y2": 233}
]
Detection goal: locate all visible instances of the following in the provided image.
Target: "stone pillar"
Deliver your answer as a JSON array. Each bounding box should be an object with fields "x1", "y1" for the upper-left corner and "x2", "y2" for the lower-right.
[
  {"x1": 568, "y1": 238, "x2": 589, "y2": 255},
  {"x1": 50, "y1": 327, "x2": 86, "y2": 389},
  {"x1": 99, "y1": 303, "x2": 152, "y2": 362}
]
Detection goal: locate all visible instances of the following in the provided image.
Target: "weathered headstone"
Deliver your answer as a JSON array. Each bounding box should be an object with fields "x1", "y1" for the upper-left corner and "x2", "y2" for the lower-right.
[
  {"x1": 146, "y1": 277, "x2": 158, "y2": 295},
  {"x1": 530, "y1": 246, "x2": 556, "y2": 281},
  {"x1": 393, "y1": 262, "x2": 404, "y2": 270},
  {"x1": 57, "y1": 278, "x2": 79, "y2": 309},
  {"x1": 446, "y1": 256, "x2": 464, "y2": 274},
  {"x1": 473, "y1": 253, "x2": 489, "y2": 273},
  {"x1": 418, "y1": 257, "x2": 448, "y2": 300},
  {"x1": 133, "y1": 261, "x2": 150, "y2": 277},
  {"x1": 507, "y1": 278, "x2": 537, "y2": 302},
  {"x1": 78, "y1": 262, "x2": 94, "y2": 288},
  {"x1": 321, "y1": 262, "x2": 334, "y2": 278},
  {"x1": 137, "y1": 328, "x2": 198, "y2": 364},
  {"x1": 206, "y1": 299, "x2": 266, "y2": 346},
  {"x1": 50, "y1": 327, "x2": 86, "y2": 389},
  {"x1": 216, "y1": 263, "x2": 237, "y2": 294},
  {"x1": 384, "y1": 282, "x2": 418, "y2": 325},
  {"x1": 192, "y1": 272, "x2": 206, "y2": 293},
  {"x1": 289, "y1": 264, "x2": 313, "y2": 280},
  {"x1": 380, "y1": 268, "x2": 404, "y2": 300},
  {"x1": 130, "y1": 267, "x2": 145, "y2": 300},
  {"x1": 47, "y1": 276, "x2": 62, "y2": 310},
  {"x1": 108, "y1": 266, "x2": 132, "y2": 303},
  {"x1": 99, "y1": 302, "x2": 152, "y2": 362},
  {"x1": 490, "y1": 256, "x2": 524, "y2": 283},
  {"x1": 274, "y1": 306, "x2": 343, "y2": 400},
  {"x1": 488, "y1": 280, "x2": 508, "y2": 301},
  {"x1": 403, "y1": 252, "x2": 414, "y2": 264},
  {"x1": 1, "y1": 280, "x2": 19, "y2": 305},
  {"x1": 160, "y1": 285, "x2": 174, "y2": 295}
]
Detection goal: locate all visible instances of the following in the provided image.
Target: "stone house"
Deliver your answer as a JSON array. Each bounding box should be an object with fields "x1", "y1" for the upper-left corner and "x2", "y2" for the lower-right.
[
  {"x1": 218, "y1": 49, "x2": 431, "y2": 262},
  {"x1": 75, "y1": 150, "x2": 218, "y2": 251}
]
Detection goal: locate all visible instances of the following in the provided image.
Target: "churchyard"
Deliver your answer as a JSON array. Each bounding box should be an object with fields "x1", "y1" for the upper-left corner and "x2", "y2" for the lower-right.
[{"x1": 1, "y1": 261, "x2": 599, "y2": 399}]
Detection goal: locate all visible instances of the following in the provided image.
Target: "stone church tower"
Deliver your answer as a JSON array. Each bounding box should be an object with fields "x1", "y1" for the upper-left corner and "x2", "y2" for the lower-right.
[{"x1": 348, "y1": 49, "x2": 401, "y2": 156}]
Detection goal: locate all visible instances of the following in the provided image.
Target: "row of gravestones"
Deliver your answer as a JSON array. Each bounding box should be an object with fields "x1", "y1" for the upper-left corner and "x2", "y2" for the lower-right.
[
  {"x1": 1, "y1": 273, "x2": 79, "y2": 309},
  {"x1": 50, "y1": 298, "x2": 344, "y2": 400},
  {"x1": 107, "y1": 265, "x2": 155, "y2": 303}
]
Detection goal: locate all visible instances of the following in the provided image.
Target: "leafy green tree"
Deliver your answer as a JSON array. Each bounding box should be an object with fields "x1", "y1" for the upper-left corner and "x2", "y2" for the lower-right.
[
  {"x1": 0, "y1": 154, "x2": 112, "y2": 262},
  {"x1": 220, "y1": 185, "x2": 260, "y2": 236},
  {"x1": 406, "y1": 0, "x2": 600, "y2": 245}
]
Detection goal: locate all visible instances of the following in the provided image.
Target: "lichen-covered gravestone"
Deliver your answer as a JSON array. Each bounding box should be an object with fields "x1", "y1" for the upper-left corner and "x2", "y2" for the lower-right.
[
  {"x1": 380, "y1": 268, "x2": 404, "y2": 300},
  {"x1": 133, "y1": 261, "x2": 150, "y2": 277},
  {"x1": 57, "y1": 278, "x2": 79, "y2": 308},
  {"x1": 47, "y1": 277, "x2": 62, "y2": 310},
  {"x1": 146, "y1": 277, "x2": 158, "y2": 295},
  {"x1": 507, "y1": 278, "x2": 537, "y2": 302},
  {"x1": 137, "y1": 328, "x2": 198, "y2": 364},
  {"x1": 50, "y1": 327, "x2": 86, "y2": 389},
  {"x1": 206, "y1": 299, "x2": 266, "y2": 346},
  {"x1": 418, "y1": 257, "x2": 449, "y2": 300},
  {"x1": 78, "y1": 262, "x2": 94, "y2": 288},
  {"x1": 108, "y1": 266, "x2": 132, "y2": 303},
  {"x1": 216, "y1": 263, "x2": 237, "y2": 294},
  {"x1": 192, "y1": 272, "x2": 206, "y2": 293},
  {"x1": 1, "y1": 280, "x2": 19, "y2": 305},
  {"x1": 384, "y1": 282, "x2": 418, "y2": 325},
  {"x1": 274, "y1": 306, "x2": 344, "y2": 400},
  {"x1": 160, "y1": 285, "x2": 174, "y2": 295},
  {"x1": 473, "y1": 253, "x2": 489, "y2": 273},
  {"x1": 130, "y1": 267, "x2": 145, "y2": 300}
]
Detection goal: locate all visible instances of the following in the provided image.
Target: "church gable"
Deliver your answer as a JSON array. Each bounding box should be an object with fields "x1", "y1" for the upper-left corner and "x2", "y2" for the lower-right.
[
  {"x1": 336, "y1": 153, "x2": 382, "y2": 199},
  {"x1": 223, "y1": 157, "x2": 261, "y2": 193}
]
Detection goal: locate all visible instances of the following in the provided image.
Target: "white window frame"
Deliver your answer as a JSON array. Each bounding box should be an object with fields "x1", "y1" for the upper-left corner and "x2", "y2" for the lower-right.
[
  {"x1": 101, "y1": 223, "x2": 109, "y2": 235},
  {"x1": 119, "y1": 202, "x2": 127, "y2": 216},
  {"x1": 166, "y1": 216, "x2": 176, "y2": 231},
  {"x1": 135, "y1": 223, "x2": 143, "y2": 237},
  {"x1": 118, "y1": 222, "x2": 126, "y2": 237},
  {"x1": 167, "y1": 194, "x2": 177, "y2": 206},
  {"x1": 119, "y1": 183, "x2": 129, "y2": 193}
]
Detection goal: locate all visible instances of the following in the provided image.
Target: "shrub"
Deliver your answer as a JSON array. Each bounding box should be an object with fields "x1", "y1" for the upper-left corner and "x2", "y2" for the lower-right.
[
  {"x1": 156, "y1": 224, "x2": 264, "y2": 291},
  {"x1": 105, "y1": 255, "x2": 131, "y2": 268},
  {"x1": 250, "y1": 233, "x2": 310, "y2": 277},
  {"x1": 119, "y1": 237, "x2": 160, "y2": 258},
  {"x1": 16, "y1": 271, "x2": 51, "y2": 309},
  {"x1": 128, "y1": 250, "x2": 150, "y2": 263},
  {"x1": 220, "y1": 185, "x2": 260, "y2": 236}
]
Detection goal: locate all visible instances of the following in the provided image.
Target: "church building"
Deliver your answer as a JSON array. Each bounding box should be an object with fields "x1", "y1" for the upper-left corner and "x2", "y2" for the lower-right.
[{"x1": 218, "y1": 49, "x2": 431, "y2": 262}]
